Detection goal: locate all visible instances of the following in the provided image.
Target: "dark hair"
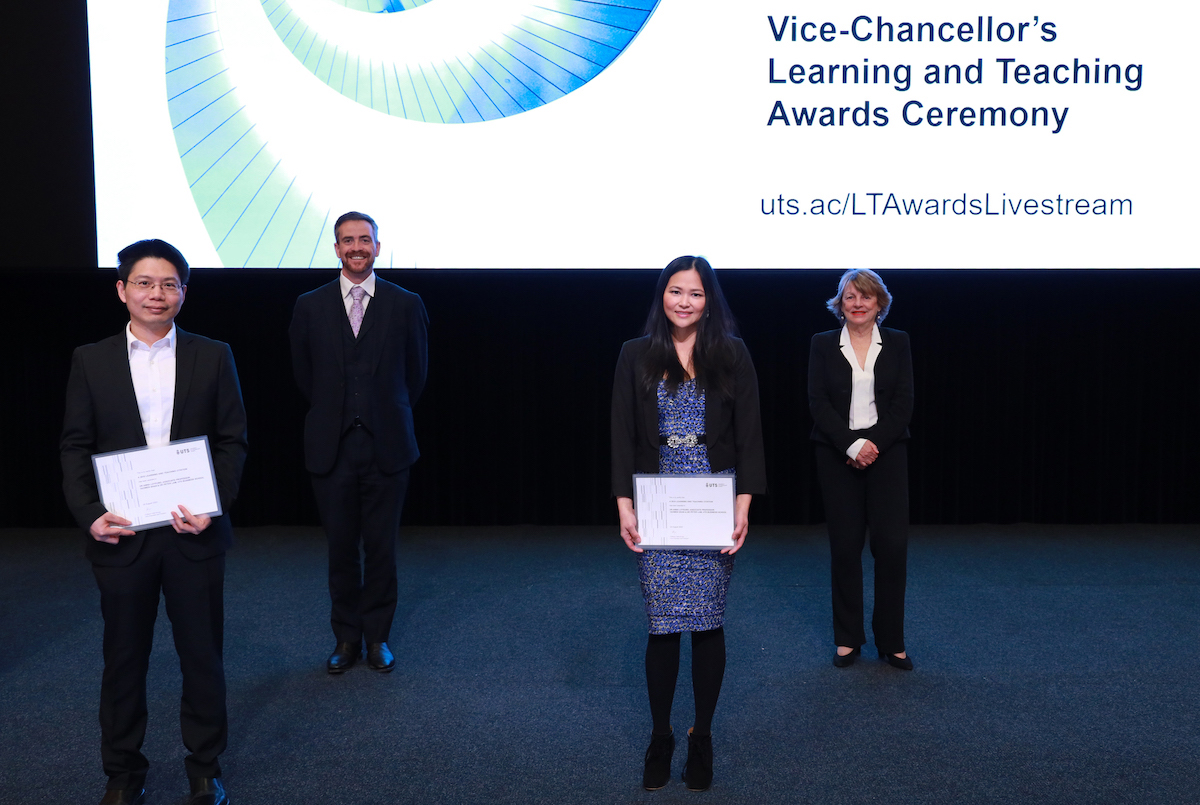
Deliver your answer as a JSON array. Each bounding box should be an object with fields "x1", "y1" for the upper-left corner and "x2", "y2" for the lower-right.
[
  {"x1": 116, "y1": 239, "x2": 189, "y2": 284},
  {"x1": 639, "y1": 255, "x2": 739, "y2": 399},
  {"x1": 334, "y1": 211, "x2": 379, "y2": 241}
]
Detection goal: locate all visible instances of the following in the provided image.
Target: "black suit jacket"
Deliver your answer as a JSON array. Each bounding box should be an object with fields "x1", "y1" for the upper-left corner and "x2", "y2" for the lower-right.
[
  {"x1": 60, "y1": 328, "x2": 249, "y2": 567},
  {"x1": 611, "y1": 336, "x2": 767, "y2": 499},
  {"x1": 289, "y1": 276, "x2": 428, "y2": 475},
  {"x1": 808, "y1": 327, "x2": 913, "y2": 455}
]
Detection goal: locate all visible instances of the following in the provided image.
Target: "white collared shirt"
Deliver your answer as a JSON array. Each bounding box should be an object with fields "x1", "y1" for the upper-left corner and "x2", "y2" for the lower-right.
[
  {"x1": 839, "y1": 323, "x2": 883, "y2": 461},
  {"x1": 339, "y1": 271, "x2": 376, "y2": 318},
  {"x1": 126, "y1": 323, "x2": 177, "y2": 447}
]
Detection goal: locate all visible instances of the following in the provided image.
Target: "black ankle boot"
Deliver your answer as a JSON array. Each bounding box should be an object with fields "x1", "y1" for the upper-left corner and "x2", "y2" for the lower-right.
[
  {"x1": 682, "y1": 727, "x2": 713, "y2": 791},
  {"x1": 642, "y1": 729, "x2": 675, "y2": 790}
]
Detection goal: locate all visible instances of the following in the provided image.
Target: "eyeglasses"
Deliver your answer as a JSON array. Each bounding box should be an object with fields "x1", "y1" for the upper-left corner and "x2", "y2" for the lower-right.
[{"x1": 125, "y1": 279, "x2": 183, "y2": 294}]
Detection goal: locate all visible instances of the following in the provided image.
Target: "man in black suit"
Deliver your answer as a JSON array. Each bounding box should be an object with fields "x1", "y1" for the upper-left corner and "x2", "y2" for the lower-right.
[
  {"x1": 289, "y1": 211, "x2": 428, "y2": 674},
  {"x1": 60, "y1": 240, "x2": 247, "y2": 805}
]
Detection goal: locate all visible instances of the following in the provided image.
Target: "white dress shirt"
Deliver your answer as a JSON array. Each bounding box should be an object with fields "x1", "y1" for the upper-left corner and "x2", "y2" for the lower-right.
[
  {"x1": 339, "y1": 271, "x2": 376, "y2": 318},
  {"x1": 838, "y1": 323, "x2": 883, "y2": 461},
  {"x1": 126, "y1": 323, "x2": 177, "y2": 447}
]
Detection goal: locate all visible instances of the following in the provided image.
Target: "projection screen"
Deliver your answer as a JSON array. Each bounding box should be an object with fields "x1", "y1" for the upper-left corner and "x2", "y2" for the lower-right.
[{"x1": 89, "y1": 0, "x2": 1198, "y2": 268}]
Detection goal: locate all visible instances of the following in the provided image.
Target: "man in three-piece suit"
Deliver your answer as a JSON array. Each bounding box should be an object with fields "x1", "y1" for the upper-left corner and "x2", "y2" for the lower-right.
[
  {"x1": 60, "y1": 240, "x2": 247, "y2": 805},
  {"x1": 289, "y1": 211, "x2": 428, "y2": 674}
]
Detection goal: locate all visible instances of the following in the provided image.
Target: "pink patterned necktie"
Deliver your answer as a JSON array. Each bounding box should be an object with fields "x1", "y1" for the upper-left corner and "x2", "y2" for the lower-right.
[{"x1": 349, "y1": 285, "x2": 366, "y2": 337}]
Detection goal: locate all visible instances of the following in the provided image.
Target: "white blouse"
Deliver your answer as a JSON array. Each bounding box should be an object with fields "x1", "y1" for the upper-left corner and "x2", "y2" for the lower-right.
[{"x1": 838, "y1": 323, "x2": 882, "y2": 460}]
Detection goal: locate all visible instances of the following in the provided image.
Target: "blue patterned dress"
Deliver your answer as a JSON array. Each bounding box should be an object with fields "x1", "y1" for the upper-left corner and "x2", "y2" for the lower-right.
[{"x1": 638, "y1": 379, "x2": 735, "y2": 634}]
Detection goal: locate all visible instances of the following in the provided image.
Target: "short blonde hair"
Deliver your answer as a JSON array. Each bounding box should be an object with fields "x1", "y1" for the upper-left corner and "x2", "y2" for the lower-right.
[{"x1": 825, "y1": 269, "x2": 892, "y2": 324}]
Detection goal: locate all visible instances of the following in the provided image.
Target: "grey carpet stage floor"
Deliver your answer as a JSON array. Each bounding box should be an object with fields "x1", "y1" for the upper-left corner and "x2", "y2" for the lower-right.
[{"x1": 2, "y1": 524, "x2": 1198, "y2": 805}]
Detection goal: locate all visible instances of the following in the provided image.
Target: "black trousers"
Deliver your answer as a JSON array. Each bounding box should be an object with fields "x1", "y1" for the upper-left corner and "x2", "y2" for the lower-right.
[
  {"x1": 311, "y1": 424, "x2": 410, "y2": 645},
  {"x1": 815, "y1": 441, "x2": 909, "y2": 654},
  {"x1": 92, "y1": 528, "x2": 226, "y2": 787}
]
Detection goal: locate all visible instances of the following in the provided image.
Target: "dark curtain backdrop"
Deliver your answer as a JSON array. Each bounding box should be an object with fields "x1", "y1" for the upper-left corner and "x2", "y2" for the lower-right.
[
  {"x1": 2, "y1": 2, "x2": 1198, "y2": 528},
  {"x1": 4, "y1": 268, "x2": 1198, "y2": 529}
]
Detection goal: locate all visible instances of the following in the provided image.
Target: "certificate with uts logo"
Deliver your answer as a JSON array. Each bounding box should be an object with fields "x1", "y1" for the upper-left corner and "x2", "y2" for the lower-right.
[
  {"x1": 633, "y1": 474, "x2": 736, "y2": 549},
  {"x1": 92, "y1": 437, "x2": 221, "y2": 531}
]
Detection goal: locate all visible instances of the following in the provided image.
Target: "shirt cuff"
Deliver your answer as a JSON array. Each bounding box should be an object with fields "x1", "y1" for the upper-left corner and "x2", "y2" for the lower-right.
[{"x1": 846, "y1": 438, "x2": 868, "y2": 461}]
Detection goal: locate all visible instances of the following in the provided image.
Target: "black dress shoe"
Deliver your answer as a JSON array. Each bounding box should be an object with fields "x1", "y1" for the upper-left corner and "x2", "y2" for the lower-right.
[
  {"x1": 367, "y1": 642, "x2": 395, "y2": 672},
  {"x1": 642, "y1": 729, "x2": 675, "y2": 790},
  {"x1": 99, "y1": 787, "x2": 145, "y2": 805},
  {"x1": 878, "y1": 650, "x2": 914, "y2": 671},
  {"x1": 327, "y1": 641, "x2": 361, "y2": 674},
  {"x1": 681, "y1": 727, "x2": 713, "y2": 792},
  {"x1": 187, "y1": 776, "x2": 228, "y2": 805},
  {"x1": 833, "y1": 646, "x2": 861, "y2": 668}
]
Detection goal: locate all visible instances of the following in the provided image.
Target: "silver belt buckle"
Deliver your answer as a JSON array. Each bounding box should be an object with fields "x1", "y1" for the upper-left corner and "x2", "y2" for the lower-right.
[{"x1": 666, "y1": 433, "x2": 698, "y2": 449}]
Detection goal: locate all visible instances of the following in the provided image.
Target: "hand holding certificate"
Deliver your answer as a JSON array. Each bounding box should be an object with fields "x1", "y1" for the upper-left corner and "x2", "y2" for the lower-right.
[
  {"x1": 634, "y1": 474, "x2": 737, "y2": 550},
  {"x1": 92, "y1": 436, "x2": 222, "y2": 532}
]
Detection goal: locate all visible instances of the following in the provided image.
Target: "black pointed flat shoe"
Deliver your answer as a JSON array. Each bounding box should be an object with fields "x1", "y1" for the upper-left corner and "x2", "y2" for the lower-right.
[
  {"x1": 833, "y1": 647, "x2": 861, "y2": 668},
  {"x1": 878, "y1": 650, "x2": 914, "y2": 671}
]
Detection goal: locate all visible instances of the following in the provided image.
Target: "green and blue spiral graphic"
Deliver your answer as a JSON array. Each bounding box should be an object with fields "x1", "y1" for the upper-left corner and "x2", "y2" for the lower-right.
[{"x1": 165, "y1": 0, "x2": 659, "y2": 266}]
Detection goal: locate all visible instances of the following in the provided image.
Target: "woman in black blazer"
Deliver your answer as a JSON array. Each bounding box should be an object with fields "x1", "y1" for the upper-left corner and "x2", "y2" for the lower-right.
[
  {"x1": 612, "y1": 256, "x2": 766, "y2": 791},
  {"x1": 808, "y1": 269, "x2": 914, "y2": 670}
]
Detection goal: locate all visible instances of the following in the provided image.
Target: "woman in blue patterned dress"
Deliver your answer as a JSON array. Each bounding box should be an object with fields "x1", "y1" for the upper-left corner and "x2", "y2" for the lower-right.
[{"x1": 611, "y1": 256, "x2": 766, "y2": 792}]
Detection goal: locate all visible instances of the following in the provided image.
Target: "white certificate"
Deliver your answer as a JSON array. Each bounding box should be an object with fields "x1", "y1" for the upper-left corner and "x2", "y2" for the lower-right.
[
  {"x1": 91, "y1": 437, "x2": 222, "y2": 531},
  {"x1": 634, "y1": 474, "x2": 736, "y2": 550}
]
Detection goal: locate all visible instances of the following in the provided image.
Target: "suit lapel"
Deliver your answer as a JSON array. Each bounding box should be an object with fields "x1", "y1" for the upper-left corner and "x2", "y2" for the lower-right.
[
  {"x1": 105, "y1": 333, "x2": 146, "y2": 443},
  {"x1": 645, "y1": 387, "x2": 659, "y2": 450},
  {"x1": 171, "y1": 328, "x2": 196, "y2": 440},
  {"x1": 875, "y1": 328, "x2": 895, "y2": 376},
  {"x1": 642, "y1": 360, "x2": 660, "y2": 450},
  {"x1": 829, "y1": 331, "x2": 851, "y2": 380},
  {"x1": 323, "y1": 279, "x2": 348, "y2": 371},
  {"x1": 361, "y1": 284, "x2": 391, "y2": 373}
]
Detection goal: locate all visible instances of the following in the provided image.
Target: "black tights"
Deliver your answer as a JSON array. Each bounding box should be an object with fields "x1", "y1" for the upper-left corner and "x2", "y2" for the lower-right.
[{"x1": 645, "y1": 628, "x2": 726, "y2": 737}]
